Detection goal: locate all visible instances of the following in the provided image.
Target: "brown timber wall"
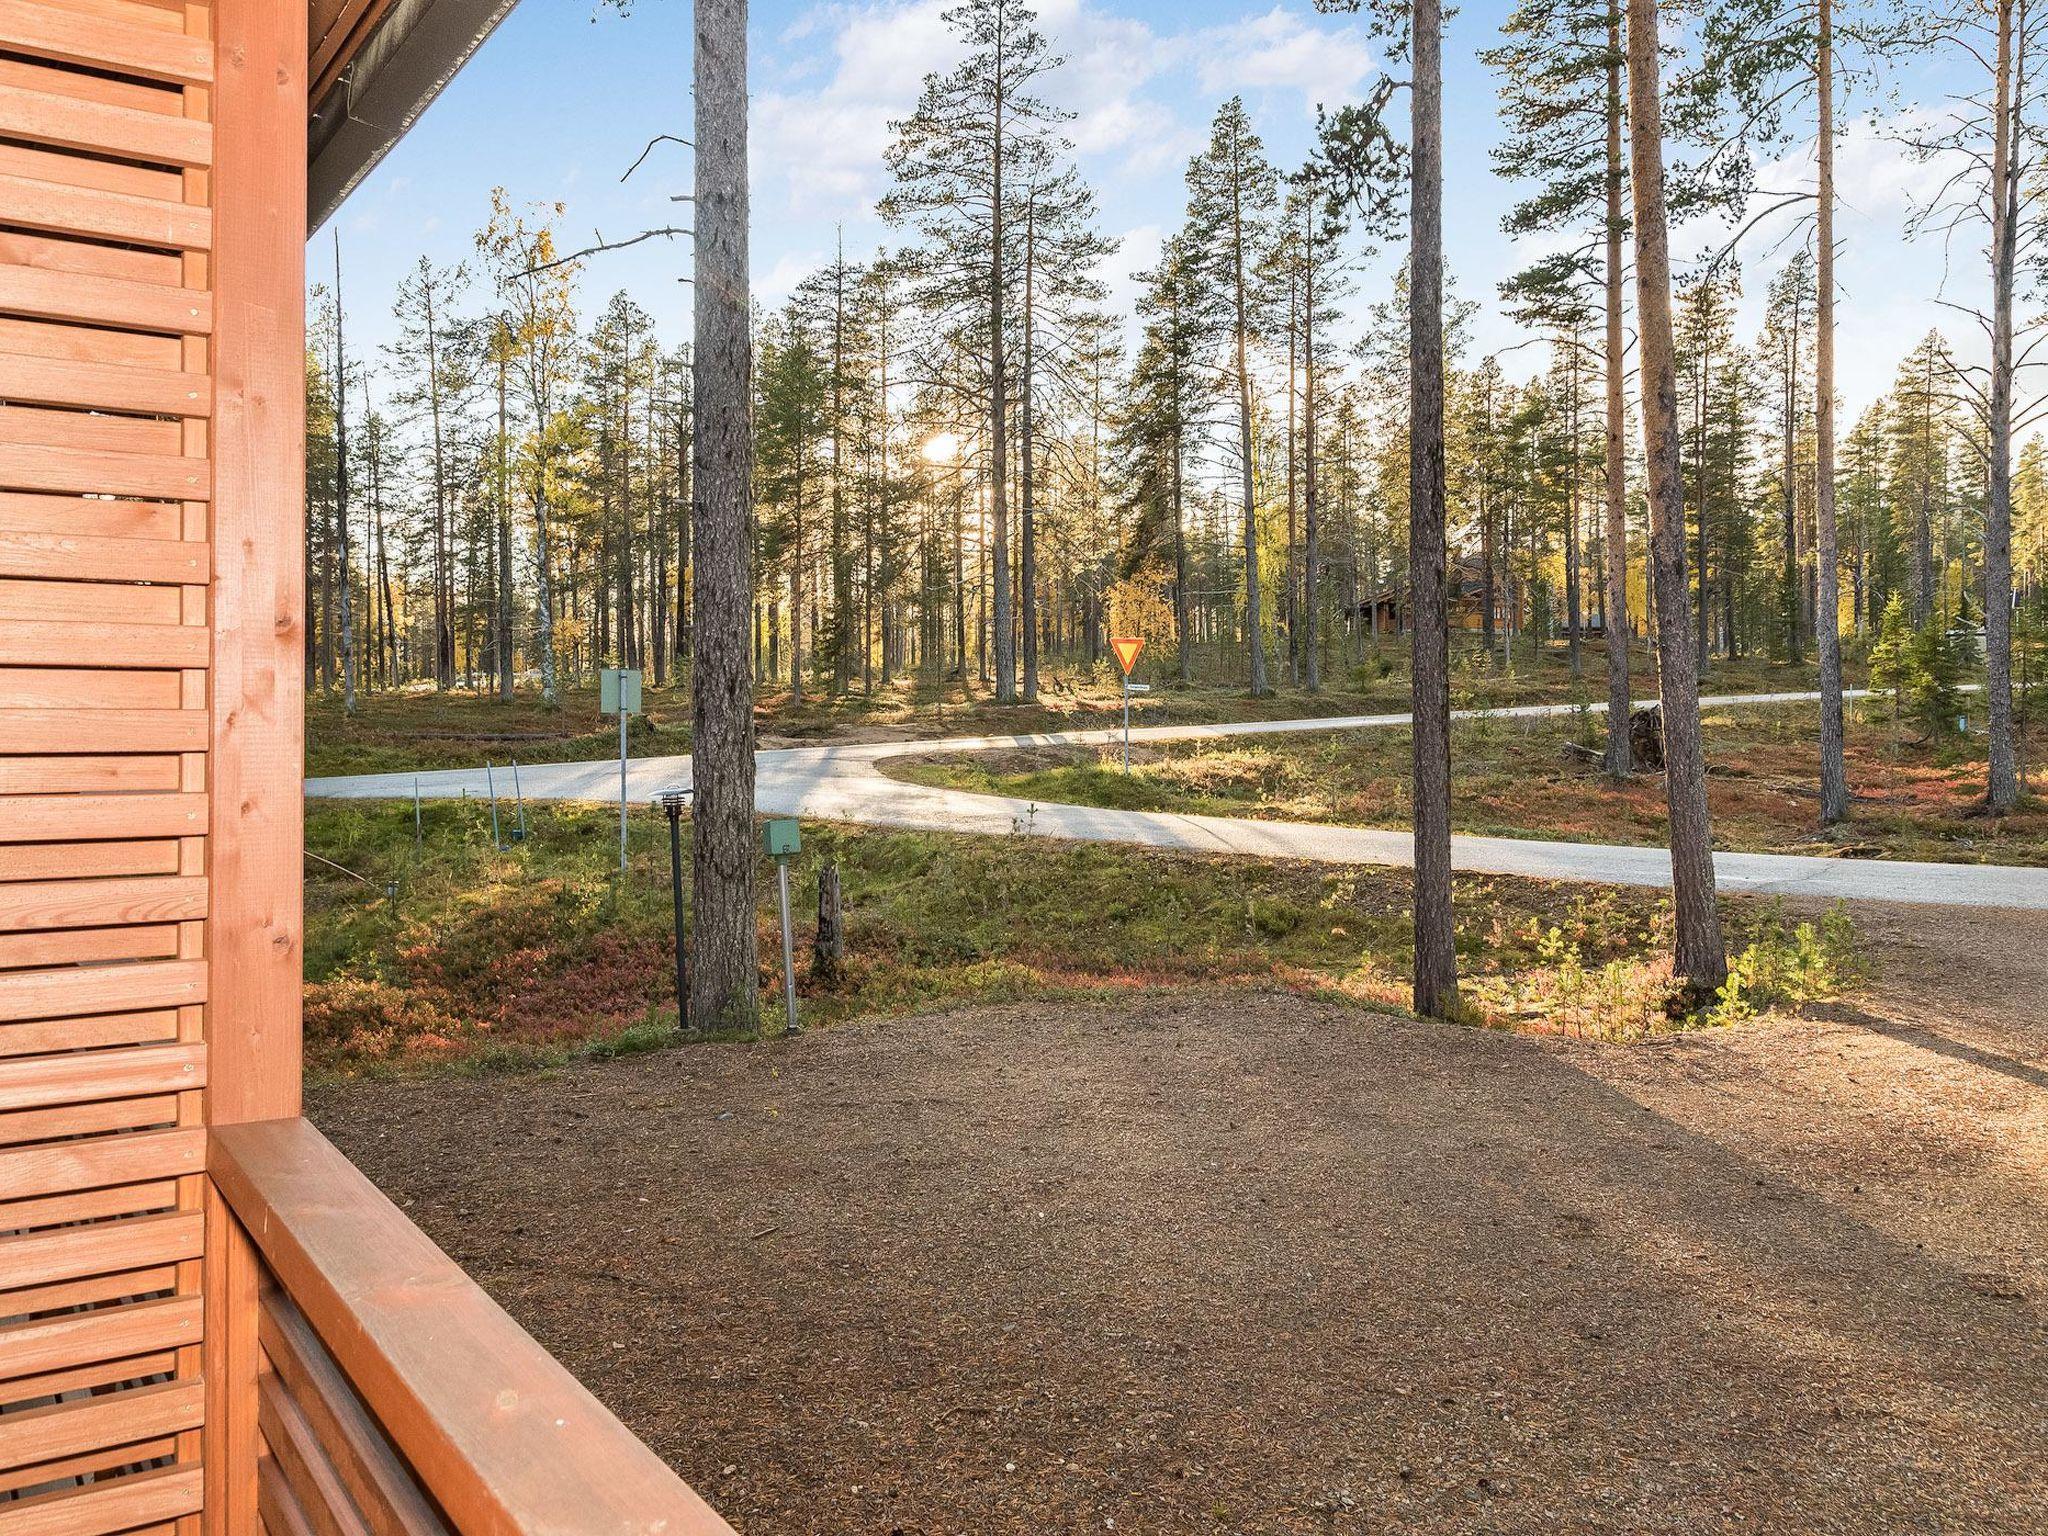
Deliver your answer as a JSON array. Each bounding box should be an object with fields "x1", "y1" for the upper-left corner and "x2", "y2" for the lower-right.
[{"x1": 0, "y1": 0, "x2": 217, "y2": 1527}]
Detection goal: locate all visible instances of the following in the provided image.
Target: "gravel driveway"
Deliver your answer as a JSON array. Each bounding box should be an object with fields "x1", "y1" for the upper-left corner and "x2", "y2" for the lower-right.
[{"x1": 314, "y1": 900, "x2": 2048, "y2": 1534}]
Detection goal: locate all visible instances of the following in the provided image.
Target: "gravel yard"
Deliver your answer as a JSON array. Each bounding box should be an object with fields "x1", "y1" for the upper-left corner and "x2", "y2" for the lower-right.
[{"x1": 314, "y1": 901, "x2": 2048, "y2": 1534}]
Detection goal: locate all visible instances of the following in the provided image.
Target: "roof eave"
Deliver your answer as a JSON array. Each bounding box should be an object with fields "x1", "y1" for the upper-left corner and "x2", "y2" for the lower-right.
[{"x1": 308, "y1": 0, "x2": 521, "y2": 232}]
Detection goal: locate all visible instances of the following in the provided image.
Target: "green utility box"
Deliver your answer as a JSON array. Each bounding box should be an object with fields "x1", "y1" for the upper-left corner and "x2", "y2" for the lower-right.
[{"x1": 762, "y1": 819, "x2": 802, "y2": 858}]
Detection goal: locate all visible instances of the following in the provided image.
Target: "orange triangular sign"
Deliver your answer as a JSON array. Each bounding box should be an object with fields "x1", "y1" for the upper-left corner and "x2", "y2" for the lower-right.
[{"x1": 1111, "y1": 636, "x2": 1145, "y2": 676}]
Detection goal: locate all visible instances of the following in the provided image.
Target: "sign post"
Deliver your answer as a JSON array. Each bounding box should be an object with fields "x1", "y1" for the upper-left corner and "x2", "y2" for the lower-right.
[
  {"x1": 1110, "y1": 637, "x2": 1147, "y2": 773},
  {"x1": 763, "y1": 819, "x2": 803, "y2": 1036},
  {"x1": 600, "y1": 667, "x2": 643, "y2": 876}
]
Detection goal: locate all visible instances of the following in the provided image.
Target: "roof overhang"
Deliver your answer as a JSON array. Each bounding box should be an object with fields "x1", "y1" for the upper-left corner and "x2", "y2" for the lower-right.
[{"x1": 308, "y1": 0, "x2": 522, "y2": 231}]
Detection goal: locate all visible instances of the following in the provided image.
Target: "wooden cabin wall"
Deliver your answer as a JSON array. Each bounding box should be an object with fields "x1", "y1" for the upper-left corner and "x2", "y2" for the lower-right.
[{"x1": 0, "y1": 0, "x2": 305, "y2": 1529}]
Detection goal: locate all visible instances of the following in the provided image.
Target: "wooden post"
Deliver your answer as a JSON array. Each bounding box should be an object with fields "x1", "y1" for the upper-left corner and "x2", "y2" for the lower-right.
[
  {"x1": 205, "y1": 0, "x2": 306, "y2": 1530},
  {"x1": 812, "y1": 863, "x2": 844, "y2": 986},
  {"x1": 207, "y1": 0, "x2": 306, "y2": 1125}
]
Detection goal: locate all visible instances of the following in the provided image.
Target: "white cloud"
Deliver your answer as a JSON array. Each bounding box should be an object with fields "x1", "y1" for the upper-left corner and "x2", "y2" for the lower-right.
[
  {"x1": 753, "y1": 0, "x2": 955, "y2": 215},
  {"x1": 758, "y1": 247, "x2": 831, "y2": 304},
  {"x1": 1036, "y1": 0, "x2": 1179, "y2": 165},
  {"x1": 1100, "y1": 220, "x2": 1162, "y2": 319},
  {"x1": 1189, "y1": 5, "x2": 1378, "y2": 114},
  {"x1": 747, "y1": 0, "x2": 1380, "y2": 299}
]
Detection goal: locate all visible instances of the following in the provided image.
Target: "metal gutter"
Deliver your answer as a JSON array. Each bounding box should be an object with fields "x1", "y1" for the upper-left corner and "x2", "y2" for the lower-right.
[{"x1": 308, "y1": 0, "x2": 522, "y2": 230}]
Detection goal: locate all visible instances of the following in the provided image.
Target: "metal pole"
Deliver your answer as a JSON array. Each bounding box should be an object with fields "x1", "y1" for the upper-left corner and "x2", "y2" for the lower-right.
[
  {"x1": 617, "y1": 710, "x2": 629, "y2": 876},
  {"x1": 412, "y1": 775, "x2": 422, "y2": 857},
  {"x1": 512, "y1": 759, "x2": 527, "y2": 841},
  {"x1": 776, "y1": 857, "x2": 800, "y2": 1035},
  {"x1": 1122, "y1": 678, "x2": 1130, "y2": 774},
  {"x1": 668, "y1": 803, "x2": 689, "y2": 1032},
  {"x1": 485, "y1": 760, "x2": 502, "y2": 851}
]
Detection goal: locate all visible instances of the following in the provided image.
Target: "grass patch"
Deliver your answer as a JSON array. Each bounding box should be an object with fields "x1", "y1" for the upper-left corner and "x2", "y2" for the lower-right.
[
  {"x1": 893, "y1": 697, "x2": 2048, "y2": 866},
  {"x1": 306, "y1": 796, "x2": 1861, "y2": 1074},
  {"x1": 306, "y1": 645, "x2": 1838, "y2": 777},
  {"x1": 306, "y1": 683, "x2": 691, "y2": 778}
]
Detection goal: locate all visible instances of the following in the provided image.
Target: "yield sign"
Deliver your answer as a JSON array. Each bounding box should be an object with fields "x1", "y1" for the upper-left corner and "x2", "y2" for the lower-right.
[{"x1": 1110, "y1": 636, "x2": 1146, "y2": 676}]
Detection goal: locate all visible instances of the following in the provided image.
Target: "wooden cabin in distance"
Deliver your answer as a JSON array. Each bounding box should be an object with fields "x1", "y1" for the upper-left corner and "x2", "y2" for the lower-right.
[{"x1": 0, "y1": 2, "x2": 736, "y2": 1531}]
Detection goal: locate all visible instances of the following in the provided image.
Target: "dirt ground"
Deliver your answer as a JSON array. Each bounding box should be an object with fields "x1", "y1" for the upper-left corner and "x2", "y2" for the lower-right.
[{"x1": 312, "y1": 901, "x2": 2048, "y2": 1534}]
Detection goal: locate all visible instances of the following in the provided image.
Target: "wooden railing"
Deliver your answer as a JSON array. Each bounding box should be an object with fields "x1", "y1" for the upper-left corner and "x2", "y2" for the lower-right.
[{"x1": 207, "y1": 1118, "x2": 737, "y2": 1536}]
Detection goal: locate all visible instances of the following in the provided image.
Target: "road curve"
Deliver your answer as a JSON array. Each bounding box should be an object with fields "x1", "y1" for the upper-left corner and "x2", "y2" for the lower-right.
[{"x1": 306, "y1": 688, "x2": 2048, "y2": 911}]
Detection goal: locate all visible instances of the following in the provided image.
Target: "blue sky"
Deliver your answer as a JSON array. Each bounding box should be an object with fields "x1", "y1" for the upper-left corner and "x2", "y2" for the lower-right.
[{"x1": 322, "y1": 0, "x2": 1969, "y2": 418}]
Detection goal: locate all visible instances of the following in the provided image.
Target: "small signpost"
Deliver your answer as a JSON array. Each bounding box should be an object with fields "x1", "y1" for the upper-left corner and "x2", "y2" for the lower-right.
[
  {"x1": 1110, "y1": 636, "x2": 1148, "y2": 773},
  {"x1": 763, "y1": 819, "x2": 803, "y2": 1036},
  {"x1": 601, "y1": 667, "x2": 643, "y2": 875}
]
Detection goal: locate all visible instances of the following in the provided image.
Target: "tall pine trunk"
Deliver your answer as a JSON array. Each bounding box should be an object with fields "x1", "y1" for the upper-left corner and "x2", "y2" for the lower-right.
[
  {"x1": 1285, "y1": 270, "x2": 1300, "y2": 686},
  {"x1": 989, "y1": 21, "x2": 1015, "y2": 705},
  {"x1": 1603, "y1": 4, "x2": 1632, "y2": 779},
  {"x1": 1815, "y1": 0, "x2": 1849, "y2": 824},
  {"x1": 1628, "y1": 0, "x2": 1727, "y2": 993},
  {"x1": 1304, "y1": 207, "x2": 1322, "y2": 693},
  {"x1": 1232, "y1": 150, "x2": 1270, "y2": 697},
  {"x1": 1782, "y1": 312, "x2": 1802, "y2": 665},
  {"x1": 692, "y1": 0, "x2": 760, "y2": 1030},
  {"x1": 1410, "y1": 0, "x2": 1458, "y2": 1017},
  {"x1": 1021, "y1": 192, "x2": 1040, "y2": 702},
  {"x1": 332, "y1": 238, "x2": 357, "y2": 714},
  {"x1": 1566, "y1": 345, "x2": 1583, "y2": 680},
  {"x1": 1984, "y1": 0, "x2": 2021, "y2": 811}
]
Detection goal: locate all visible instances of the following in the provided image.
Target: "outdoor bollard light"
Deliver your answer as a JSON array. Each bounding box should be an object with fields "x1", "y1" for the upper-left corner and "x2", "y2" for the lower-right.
[
  {"x1": 658, "y1": 788, "x2": 693, "y2": 1033},
  {"x1": 763, "y1": 818, "x2": 803, "y2": 1036}
]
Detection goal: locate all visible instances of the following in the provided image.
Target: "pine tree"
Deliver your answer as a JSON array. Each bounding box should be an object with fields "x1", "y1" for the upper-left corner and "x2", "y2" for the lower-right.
[
  {"x1": 691, "y1": 0, "x2": 759, "y2": 1031},
  {"x1": 1185, "y1": 97, "x2": 1281, "y2": 698},
  {"x1": 1119, "y1": 236, "x2": 1209, "y2": 683},
  {"x1": 1486, "y1": 0, "x2": 1634, "y2": 771},
  {"x1": 1269, "y1": 170, "x2": 1355, "y2": 692},
  {"x1": 1628, "y1": 0, "x2": 1728, "y2": 994},
  {"x1": 1016, "y1": 169, "x2": 1112, "y2": 702},
  {"x1": 1903, "y1": 0, "x2": 2046, "y2": 810},
  {"x1": 1759, "y1": 253, "x2": 1817, "y2": 666},
  {"x1": 1316, "y1": 0, "x2": 1459, "y2": 1014},
  {"x1": 1869, "y1": 591, "x2": 1912, "y2": 735},
  {"x1": 389, "y1": 256, "x2": 475, "y2": 690},
  {"x1": 883, "y1": 0, "x2": 1069, "y2": 705},
  {"x1": 1887, "y1": 333, "x2": 1956, "y2": 628}
]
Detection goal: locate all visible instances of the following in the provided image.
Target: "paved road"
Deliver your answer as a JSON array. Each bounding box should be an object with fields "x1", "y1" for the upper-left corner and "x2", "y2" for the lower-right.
[{"x1": 306, "y1": 688, "x2": 2048, "y2": 911}]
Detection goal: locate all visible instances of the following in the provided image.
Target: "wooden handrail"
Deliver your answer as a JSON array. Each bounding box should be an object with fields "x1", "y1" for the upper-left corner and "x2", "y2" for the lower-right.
[{"x1": 208, "y1": 1117, "x2": 738, "y2": 1536}]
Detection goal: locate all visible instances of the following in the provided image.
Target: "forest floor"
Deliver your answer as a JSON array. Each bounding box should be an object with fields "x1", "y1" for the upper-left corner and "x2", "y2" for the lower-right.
[
  {"x1": 305, "y1": 644, "x2": 1836, "y2": 777},
  {"x1": 303, "y1": 798, "x2": 1864, "y2": 1072},
  {"x1": 310, "y1": 897, "x2": 2048, "y2": 1534},
  {"x1": 892, "y1": 696, "x2": 2048, "y2": 867}
]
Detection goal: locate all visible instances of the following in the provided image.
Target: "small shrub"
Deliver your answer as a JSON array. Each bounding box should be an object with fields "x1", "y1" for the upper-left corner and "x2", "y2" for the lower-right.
[{"x1": 1708, "y1": 902, "x2": 1861, "y2": 1025}]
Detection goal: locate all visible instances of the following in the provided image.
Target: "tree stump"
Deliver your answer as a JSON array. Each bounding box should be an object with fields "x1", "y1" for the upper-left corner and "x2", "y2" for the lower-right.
[
  {"x1": 1628, "y1": 705, "x2": 1665, "y2": 773},
  {"x1": 811, "y1": 863, "x2": 845, "y2": 986}
]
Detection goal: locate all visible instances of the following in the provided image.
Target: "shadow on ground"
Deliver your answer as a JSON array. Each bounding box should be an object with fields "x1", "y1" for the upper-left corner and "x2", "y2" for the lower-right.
[{"x1": 314, "y1": 904, "x2": 2048, "y2": 1534}]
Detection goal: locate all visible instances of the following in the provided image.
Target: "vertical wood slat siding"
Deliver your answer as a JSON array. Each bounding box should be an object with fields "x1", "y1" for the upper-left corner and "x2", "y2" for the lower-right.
[{"x1": 0, "y1": 2, "x2": 215, "y2": 1532}]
